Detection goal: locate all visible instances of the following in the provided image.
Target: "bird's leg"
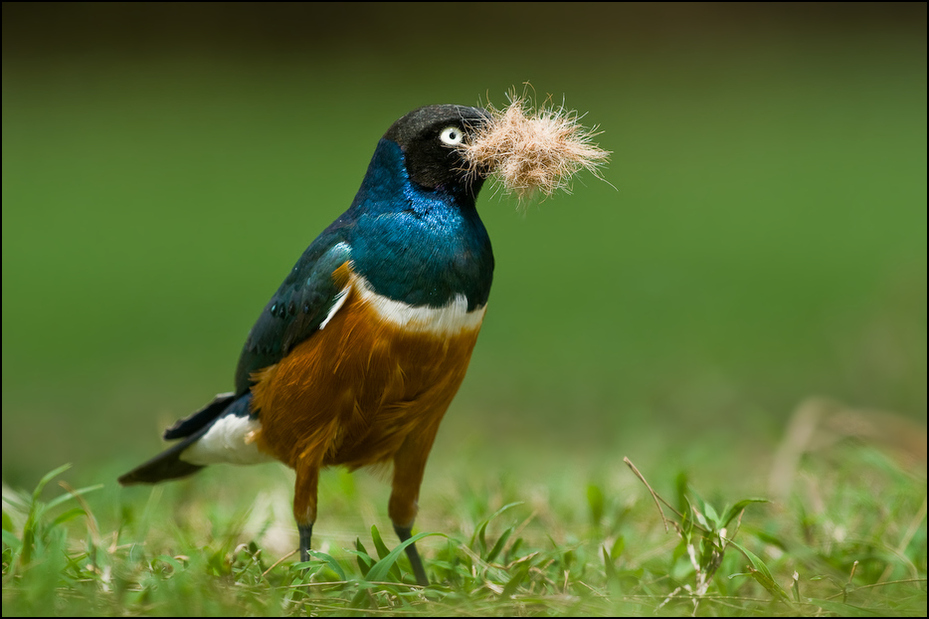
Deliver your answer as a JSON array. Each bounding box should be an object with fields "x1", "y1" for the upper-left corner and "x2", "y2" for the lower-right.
[
  {"x1": 298, "y1": 523, "x2": 313, "y2": 562},
  {"x1": 293, "y1": 461, "x2": 320, "y2": 563},
  {"x1": 394, "y1": 523, "x2": 428, "y2": 587},
  {"x1": 389, "y1": 425, "x2": 441, "y2": 586}
]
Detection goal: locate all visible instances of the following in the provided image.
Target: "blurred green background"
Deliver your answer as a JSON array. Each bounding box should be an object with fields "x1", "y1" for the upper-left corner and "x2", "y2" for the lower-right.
[{"x1": 2, "y1": 3, "x2": 926, "y2": 488}]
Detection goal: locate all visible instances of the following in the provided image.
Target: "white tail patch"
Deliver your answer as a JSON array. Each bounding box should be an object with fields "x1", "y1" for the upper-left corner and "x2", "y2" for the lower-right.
[{"x1": 181, "y1": 414, "x2": 275, "y2": 466}]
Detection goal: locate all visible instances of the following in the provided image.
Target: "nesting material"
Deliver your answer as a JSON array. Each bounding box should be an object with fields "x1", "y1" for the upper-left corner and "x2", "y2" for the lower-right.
[{"x1": 460, "y1": 95, "x2": 610, "y2": 201}]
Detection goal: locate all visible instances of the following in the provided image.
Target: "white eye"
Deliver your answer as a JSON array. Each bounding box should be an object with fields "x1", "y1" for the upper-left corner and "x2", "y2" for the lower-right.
[{"x1": 439, "y1": 126, "x2": 464, "y2": 145}]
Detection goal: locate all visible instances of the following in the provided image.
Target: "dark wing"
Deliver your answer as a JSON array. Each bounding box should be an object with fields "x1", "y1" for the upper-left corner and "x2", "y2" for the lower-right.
[
  {"x1": 163, "y1": 391, "x2": 237, "y2": 439},
  {"x1": 233, "y1": 235, "x2": 353, "y2": 394}
]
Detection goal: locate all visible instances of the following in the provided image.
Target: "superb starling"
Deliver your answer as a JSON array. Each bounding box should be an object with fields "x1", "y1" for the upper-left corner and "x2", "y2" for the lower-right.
[{"x1": 120, "y1": 105, "x2": 495, "y2": 586}]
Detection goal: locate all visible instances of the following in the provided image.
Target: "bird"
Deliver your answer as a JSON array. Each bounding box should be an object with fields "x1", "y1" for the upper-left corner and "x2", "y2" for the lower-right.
[{"x1": 119, "y1": 104, "x2": 495, "y2": 587}]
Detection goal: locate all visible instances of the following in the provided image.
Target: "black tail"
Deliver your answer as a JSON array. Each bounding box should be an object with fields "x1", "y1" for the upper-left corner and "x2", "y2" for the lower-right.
[
  {"x1": 118, "y1": 392, "x2": 240, "y2": 485},
  {"x1": 118, "y1": 436, "x2": 207, "y2": 485}
]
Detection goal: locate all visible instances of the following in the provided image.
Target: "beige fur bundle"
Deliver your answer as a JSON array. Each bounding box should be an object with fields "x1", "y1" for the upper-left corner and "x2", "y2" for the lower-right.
[{"x1": 460, "y1": 95, "x2": 610, "y2": 201}]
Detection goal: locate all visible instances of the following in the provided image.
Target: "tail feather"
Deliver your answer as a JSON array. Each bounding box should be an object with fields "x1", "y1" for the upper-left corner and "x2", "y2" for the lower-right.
[
  {"x1": 163, "y1": 392, "x2": 238, "y2": 439},
  {"x1": 119, "y1": 392, "x2": 247, "y2": 485},
  {"x1": 118, "y1": 432, "x2": 207, "y2": 485}
]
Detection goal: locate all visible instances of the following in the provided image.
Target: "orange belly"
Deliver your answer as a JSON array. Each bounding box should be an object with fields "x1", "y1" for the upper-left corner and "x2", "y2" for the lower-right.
[{"x1": 249, "y1": 282, "x2": 482, "y2": 474}]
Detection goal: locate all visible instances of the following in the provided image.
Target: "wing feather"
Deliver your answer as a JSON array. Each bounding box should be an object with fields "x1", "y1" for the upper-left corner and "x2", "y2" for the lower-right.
[{"x1": 233, "y1": 237, "x2": 353, "y2": 393}]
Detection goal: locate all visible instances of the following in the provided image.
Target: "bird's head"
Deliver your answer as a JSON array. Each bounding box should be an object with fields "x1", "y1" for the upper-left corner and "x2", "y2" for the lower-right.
[{"x1": 382, "y1": 104, "x2": 491, "y2": 196}]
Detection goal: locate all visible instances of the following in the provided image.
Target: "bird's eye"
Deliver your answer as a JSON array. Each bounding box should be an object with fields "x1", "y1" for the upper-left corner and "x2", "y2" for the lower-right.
[{"x1": 439, "y1": 126, "x2": 464, "y2": 146}]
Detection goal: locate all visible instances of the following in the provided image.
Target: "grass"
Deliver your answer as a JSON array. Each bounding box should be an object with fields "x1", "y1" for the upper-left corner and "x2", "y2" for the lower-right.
[{"x1": 3, "y1": 438, "x2": 926, "y2": 616}]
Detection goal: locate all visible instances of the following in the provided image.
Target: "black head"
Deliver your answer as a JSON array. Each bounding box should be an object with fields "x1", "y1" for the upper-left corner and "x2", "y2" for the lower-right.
[{"x1": 383, "y1": 104, "x2": 490, "y2": 193}]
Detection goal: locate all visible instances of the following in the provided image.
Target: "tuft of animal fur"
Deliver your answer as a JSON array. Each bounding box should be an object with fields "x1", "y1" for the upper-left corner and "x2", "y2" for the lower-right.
[{"x1": 460, "y1": 95, "x2": 610, "y2": 202}]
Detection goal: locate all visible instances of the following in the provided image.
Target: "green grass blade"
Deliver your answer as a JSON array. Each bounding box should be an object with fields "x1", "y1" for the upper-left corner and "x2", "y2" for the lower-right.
[
  {"x1": 485, "y1": 525, "x2": 513, "y2": 563},
  {"x1": 353, "y1": 538, "x2": 374, "y2": 577},
  {"x1": 370, "y1": 525, "x2": 400, "y2": 580},
  {"x1": 49, "y1": 507, "x2": 86, "y2": 529},
  {"x1": 45, "y1": 484, "x2": 104, "y2": 511},
  {"x1": 727, "y1": 539, "x2": 791, "y2": 602},
  {"x1": 365, "y1": 531, "x2": 445, "y2": 583},
  {"x1": 30, "y1": 464, "x2": 72, "y2": 504},
  {"x1": 2, "y1": 528, "x2": 22, "y2": 550},
  {"x1": 304, "y1": 549, "x2": 346, "y2": 581},
  {"x1": 587, "y1": 484, "x2": 604, "y2": 525},
  {"x1": 720, "y1": 498, "x2": 768, "y2": 530},
  {"x1": 370, "y1": 524, "x2": 390, "y2": 560}
]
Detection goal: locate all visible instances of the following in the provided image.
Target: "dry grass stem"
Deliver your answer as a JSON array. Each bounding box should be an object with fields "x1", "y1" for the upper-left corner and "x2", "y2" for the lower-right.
[{"x1": 460, "y1": 95, "x2": 611, "y2": 202}]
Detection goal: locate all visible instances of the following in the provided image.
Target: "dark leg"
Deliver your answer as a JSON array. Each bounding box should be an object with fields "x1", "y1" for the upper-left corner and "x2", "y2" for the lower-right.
[
  {"x1": 293, "y1": 462, "x2": 320, "y2": 564},
  {"x1": 389, "y1": 423, "x2": 444, "y2": 587},
  {"x1": 298, "y1": 523, "x2": 313, "y2": 562},
  {"x1": 394, "y1": 524, "x2": 429, "y2": 586}
]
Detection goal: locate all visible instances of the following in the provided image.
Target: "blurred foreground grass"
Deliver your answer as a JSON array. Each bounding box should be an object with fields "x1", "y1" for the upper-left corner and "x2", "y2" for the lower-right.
[{"x1": 3, "y1": 437, "x2": 926, "y2": 616}]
